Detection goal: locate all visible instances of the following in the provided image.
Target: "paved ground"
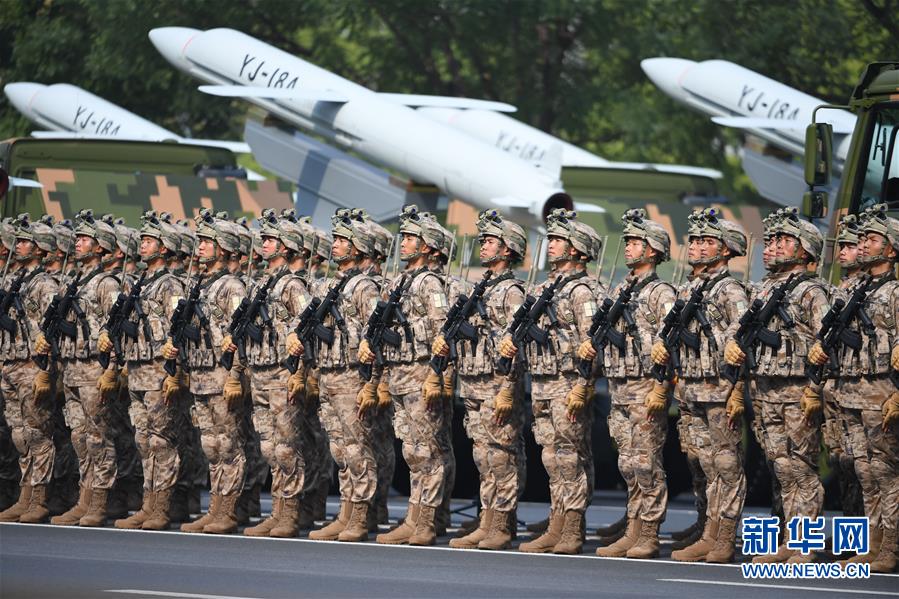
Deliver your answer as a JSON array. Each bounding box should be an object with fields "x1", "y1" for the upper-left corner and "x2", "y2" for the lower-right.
[{"x1": 1, "y1": 493, "x2": 896, "y2": 599}]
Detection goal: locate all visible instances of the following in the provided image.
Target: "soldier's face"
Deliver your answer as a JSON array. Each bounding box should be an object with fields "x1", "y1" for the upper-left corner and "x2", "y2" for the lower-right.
[
  {"x1": 624, "y1": 237, "x2": 647, "y2": 262},
  {"x1": 400, "y1": 233, "x2": 421, "y2": 259},
  {"x1": 15, "y1": 239, "x2": 34, "y2": 258},
  {"x1": 198, "y1": 237, "x2": 217, "y2": 259},
  {"x1": 699, "y1": 236, "x2": 725, "y2": 260},
  {"x1": 75, "y1": 235, "x2": 96, "y2": 257},
  {"x1": 480, "y1": 235, "x2": 505, "y2": 262},
  {"x1": 838, "y1": 242, "x2": 859, "y2": 267},
  {"x1": 140, "y1": 236, "x2": 160, "y2": 258},
  {"x1": 261, "y1": 236, "x2": 282, "y2": 259},
  {"x1": 547, "y1": 236, "x2": 571, "y2": 260},
  {"x1": 861, "y1": 232, "x2": 894, "y2": 260},
  {"x1": 687, "y1": 237, "x2": 702, "y2": 262},
  {"x1": 775, "y1": 234, "x2": 800, "y2": 260},
  {"x1": 332, "y1": 235, "x2": 352, "y2": 260}
]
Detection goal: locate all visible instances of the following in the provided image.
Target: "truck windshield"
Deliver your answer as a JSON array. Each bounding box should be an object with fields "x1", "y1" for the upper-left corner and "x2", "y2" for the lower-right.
[{"x1": 858, "y1": 104, "x2": 899, "y2": 211}]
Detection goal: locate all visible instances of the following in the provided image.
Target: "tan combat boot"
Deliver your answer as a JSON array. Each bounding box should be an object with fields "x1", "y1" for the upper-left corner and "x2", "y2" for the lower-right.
[
  {"x1": 671, "y1": 518, "x2": 719, "y2": 562},
  {"x1": 19, "y1": 485, "x2": 50, "y2": 524},
  {"x1": 479, "y1": 510, "x2": 513, "y2": 551},
  {"x1": 51, "y1": 485, "x2": 90, "y2": 526},
  {"x1": 79, "y1": 489, "x2": 109, "y2": 527},
  {"x1": 597, "y1": 517, "x2": 641, "y2": 557},
  {"x1": 203, "y1": 493, "x2": 239, "y2": 534},
  {"x1": 245, "y1": 497, "x2": 281, "y2": 537},
  {"x1": 450, "y1": 509, "x2": 494, "y2": 549},
  {"x1": 520, "y1": 511, "x2": 564, "y2": 553},
  {"x1": 409, "y1": 505, "x2": 438, "y2": 546},
  {"x1": 595, "y1": 513, "x2": 627, "y2": 537},
  {"x1": 377, "y1": 503, "x2": 419, "y2": 545},
  {"x1": 752, "y1": 543, "x2": 795, "y2": 563},
  {"x1": 845, "y1": 526, "x2": 883, "y2": 564},
  {"x1": 526, "y1": 516, "x2": 549, "y2": 534},
  {"x1": 0, "y1": 485, "x2": 33, "y2": 523},
  {"x1": 627, "y1": 520, "x2": 661, "y2": 559},
  {"x1": 338, "y1": 502, "x2": 370, "y2": 542},
  {"x1": 115, "y1": 490, "x2": 156, "y2": 529},
  {"x1": 141, "y1": 488, "x2": 173, "y2": 530},
  {"x1": 553, "y1": 511, "x2": 586, "y2": 555},
  {"x1": 309, "y1": 500, "x2": 350, "y2": 540},
  {"x1": 871, "y1": 527, "x2": 898, "y2": 573},
  {"x1": 270, "y1": 497, "x2": 300, "y2": 538},
  {"x1": 181, "y1": 494, "x2": 220, "y2": 533},
  {"x1": 705, "y1": 517, "x2": 737, "y2": 563}
]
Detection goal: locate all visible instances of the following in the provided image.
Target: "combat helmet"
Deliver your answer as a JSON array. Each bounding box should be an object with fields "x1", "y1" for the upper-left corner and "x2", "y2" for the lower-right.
[
  {"x1": 694, "y1": 208, "x2": 747, "y2": 258},
  {"x1": 836, "y1": 214, "x2": 860, "y2": 246},
  {"x1": 258, "y1": 208, "x2": 302, "y2": 256},
  {"x1": 621, "y1": 208, "x2": 670, "y2": 264},
  {"x1": 101, "y1": 215, "x2": 140, "y2": 259},
  {"x1": 140, "y1": 209, "x2": 181, "y2": 263},
  {"x1": 858, "y1": 203, "x2": 899, "y2": 263},
  {"x1": 477, "y1": 208, "x2": 527, "y2": 264},
  {"x1": 398, "y1": 204, "x2": 444, "y2": 255},
  {"x1": 194, "y1": 208, "x2": 241, "y2": 262},
  {"x1": 314, "y1": 229, "x2": 332, "y2": 262},
  {"x1": 331, "y1": 208, "x2": 375, "y2": 260},
  {"x1": 74, "y1": 209, "x2": 117, "y2": 253},
  {"x1": 545, "y1": 208, "x2": 602, "y2": 262},
  {"x1": 0, "y1": 218, "x2": 15, "y2": 253},
  {"x1": 296, "y1": 216, "x2": 318, "y2": 257},
  {"x1": 52, "y1": 219, "x2": 75, "y2": 256},
  {"x1": 774, "y1": 208, "x2": 823, "y2": 263},
  {"x1": 13, "y1": 213, "x2": 56, "y2": 261},
  {"x1": 363, "y1": 218, "x2": 394, "y2": 261}
]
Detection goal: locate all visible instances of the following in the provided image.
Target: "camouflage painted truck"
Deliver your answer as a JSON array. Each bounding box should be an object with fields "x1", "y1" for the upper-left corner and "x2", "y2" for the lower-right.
[{"x1": 0, "y1": 137, "x2": 293, "y2": 223}]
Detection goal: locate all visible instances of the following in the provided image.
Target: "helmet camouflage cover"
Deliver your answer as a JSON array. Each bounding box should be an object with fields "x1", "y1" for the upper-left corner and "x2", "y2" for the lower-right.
[
  {"x1": 776, "y1": 207, "x2": 823, "y2": 261},
  {"x1": 621, "y1": 208, "x2": 670, "y2": 262},
  {"x1": 859, "y1": 202, "x2": 899, "y2": 250},
  {"x1": 692, "y1": 208, "x2": 747, "y2": 257},
  {"x1": 546, "y1": 208, "x2": 602, "y2": 261},
  {"x1": 477, "y1": 209, "x2": 527, "y2": 259},
  {"x1": 74, "y1": 209, "x2": 117, "y2": 252},
  {"x1": 140, "y1": 210, "x2": 181, "y2": 253},
  {"x1": 194, "y1": 208, "x2": 241, "y2": 254},
  {"x1": 836, "y1": 213, "x2": 860, "y2": 245},
  {"x1": 331, "y1": 208, "x2": 375, "y2": 256},
  {"x1": 398, "y1": 204, "x2": 444, "y2": 251},
  {"x1": 14, "y1": 213, "x2": 56, "y2": 253}
]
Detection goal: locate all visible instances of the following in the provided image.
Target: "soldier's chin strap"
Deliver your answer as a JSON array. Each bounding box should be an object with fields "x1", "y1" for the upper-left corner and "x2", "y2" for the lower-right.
[
  {"x1": 624, "y1": 239, "x2": 653, "y2": 268},
  {"x1": 401, "y1": 236, "x2": 426, "y2": 262}
]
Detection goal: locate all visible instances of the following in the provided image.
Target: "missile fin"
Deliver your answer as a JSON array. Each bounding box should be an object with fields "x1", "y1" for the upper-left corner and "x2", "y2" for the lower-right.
[{"x1": 378, "y1": 93, "x2": 516, "y2": 113}]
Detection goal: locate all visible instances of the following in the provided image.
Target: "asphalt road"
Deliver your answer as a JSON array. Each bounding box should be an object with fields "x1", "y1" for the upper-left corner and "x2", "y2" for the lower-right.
[{"x1": 1, "y1": 495, "x2": 896, "y2": 599}]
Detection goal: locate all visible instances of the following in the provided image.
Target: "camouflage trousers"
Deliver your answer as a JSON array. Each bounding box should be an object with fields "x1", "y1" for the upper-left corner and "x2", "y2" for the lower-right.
[
  {"x1": 110, "y1": 385, "x2": 141, "y2": 484},
  {"x1": 62, "y1": 378, "x2": 121, "y2": 490},
  {"x1": 676, "y1": 406, "x2": 708, "y2": 521},
  {"x1": 392, "y1": 389, "x2": 447, "y2": 509},
  {"x1": 241, "y1": 379, "x2": 267, "y2": 492},
  {"x1": 371, "y1": 402, "x2": 396, "y2": 511},
  {"x1": 319, "y1": 370, "x2": 377, "y2": 504},
  {"x1": 462, "y1": 392, "x2": 524, "y2": 512},
  {"x1": 191, "y1": 393, "x2": 246, "y2": 496},
  {"x1": 174, "y1": 391, "x2": 208, "y2": 493},
  {"x1": 681, "y1": 379, "x2": 746, "y2": 521},
  {"x1": 249, "y1": 368, "x2": 305, "y2": 499},
  {"x1": 824, "y1": 387, "x2": 864, "y2": 516},
  {"x1": 440, "y1": 390, "x2": 457, "y2": 516},
  {"x1": 608, "y1": 377, "x2": 668, "y2": 523},
  {"x1": 127, "y1": 388, "x2": 180, "y2": 492},
  {"x1": 532, "y1": 373, "x2": 593, "y2": 514},
  {"x1": 836, "y1": 377, "x2": 899, "y2": 532},
  {"x1": 754, "y1": 377, "x2": 823, "y2": 522},
  {"x1": 1, "y1": 361, "x2": 55, "y2": 486},
  {"x1": 0, "y1": 393, "x2": 20, "y2": 486},
  {"x1": 299, "y1": 395, "x2": 332, "y2": 500}
]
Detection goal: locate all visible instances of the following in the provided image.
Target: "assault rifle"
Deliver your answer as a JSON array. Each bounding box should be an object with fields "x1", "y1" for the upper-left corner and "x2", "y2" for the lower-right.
[
  {"x1": 164, "y1": 274, "x2": 210, "y2": 376},
  {"x1": 359, "y1": 275, "x2": 411, "y2": 381},
  {"x1": 429, "y1": 270, "x2": 493, "y2": 375},
  {"x1": 220, "y1": 274, "x2": 277, "y2": 370},
  {"x1": 651, "y1": 278, "x2": 717, "y2": 382},
  {"x1": 283, "y1": 275, "x2": 351, "y2": 374},
  {"x1": 98, "y1": 270, "x2": 150, "y2": 369},
  {"x1": 496, "y1": 275, "x2": 564, "y2": 376},
  {"x1": 576, "y1": 277, "x2": 639, "y2": 378},
  {"x1": 34, "y1": 273, "x2": 86, "y2": 371},
  {"x1": 0, "y1": 269, "x2": 28, "y2": 338}
]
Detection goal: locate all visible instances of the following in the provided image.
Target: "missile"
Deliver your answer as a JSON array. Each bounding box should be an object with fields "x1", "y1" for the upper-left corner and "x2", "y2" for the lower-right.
[
  {"x1": 640, "y1": 57, "x2": 855, "y2": 163},
  {"x1": 4, "y1": 81, "x2": 253, "y2": 157},
  {"x1": 148, "y1": 26, "x2": 581, "y2": 226}
]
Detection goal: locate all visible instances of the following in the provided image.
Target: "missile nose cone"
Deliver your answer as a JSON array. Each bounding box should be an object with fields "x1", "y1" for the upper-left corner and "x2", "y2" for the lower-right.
[
  {"x1": 640, "y1": 57, "x2": 697, "y2": 103},
  {"x1": 4, "y1": 82, "x2": 47, "y2": 119},
  {"x1": 148, "y1": 27, "x2": 201, "y2": 71}
]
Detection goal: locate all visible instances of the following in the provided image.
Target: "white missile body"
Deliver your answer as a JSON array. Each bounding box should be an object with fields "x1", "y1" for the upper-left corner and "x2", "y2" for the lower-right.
[
  {"x1": 148, "y1": 27, "x2": 579, "y2": 225},
  {"x1": 416, "y1": 106, "x2": 722, "y2": 179},
  {"x1": 641, "y1": 57, "x2": 855, "y2": 163}
]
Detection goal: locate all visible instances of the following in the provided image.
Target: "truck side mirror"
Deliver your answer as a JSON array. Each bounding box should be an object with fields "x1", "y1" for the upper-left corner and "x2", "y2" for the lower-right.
[
  {"x1": 802, "y1": 190, "x2": 828, "y2": 219},
  {"x1": 804, "y1": 123, "x2": 833, "y2": 187}
]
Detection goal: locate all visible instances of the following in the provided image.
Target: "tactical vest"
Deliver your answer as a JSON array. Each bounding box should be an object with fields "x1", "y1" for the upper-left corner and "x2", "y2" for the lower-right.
[
  {"x1": 603, "y1": 272, "x2": 676, "y2": 379},
  {"x1": 315, "y1": 271, "x2": 377, "y2": 370},
  {"x1": 244, "y1": 270, "x2": 307, "y2": 368},
  {"x1": 0, "y1": 267, "x2": 54, "y2": 362},
  {"x1": 383, "y1": 267, "x2": 444, "y2": 365},
  {"x1": 58, "y1": 268, "x2": 120, "y2": 361},
  {"x1": 186, "y1": 271, "x2": 243, "y2": 371},
  {"x1": 123, "y1": 271, "x2": 184, "y2": 363},
  {"x1": 836, "y1": 273, "x2": 899, "y2": 377},
  {"x1": 457, "y1": 273, "x2": 524, "y2": 377}
]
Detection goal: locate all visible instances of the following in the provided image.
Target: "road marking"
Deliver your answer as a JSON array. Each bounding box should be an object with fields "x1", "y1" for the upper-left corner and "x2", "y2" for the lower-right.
[
  {"x1": 106, "y1": 590, "x2": 268, "y2": 599},
  {"x1": 659, "y1": 578, "x2": 899, "y2": 596}
]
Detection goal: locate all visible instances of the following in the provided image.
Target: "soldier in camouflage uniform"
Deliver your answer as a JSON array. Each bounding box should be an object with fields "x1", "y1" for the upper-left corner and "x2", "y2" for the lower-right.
[
  {"x1": 165, "y1": 209, "x2": 248, "y2": 535},
  {"x1": 438, "y1": 209, "x2": 528, "y2": 551},
  {"x1": 35, "y1": 210, "x2": 125, "y2": 527},
  {"x1": 652, "y1": 209, "x2": 751, "y2": 563},
  {"x1": 0, "y1": 216, "x2": 61, "y2": 523},
  {"x1": 499, "y1": 209, "x2": 604, "y2": 555},
  {"x1": 725, "y1": 208, "x2": 830, "y2": 564},
  {"x1": 239, "y1": 210, "x2": 310, "y2": 538},
  {"x1": 590, "y1": 209, "x2": 675, "y2": 559},
  {"x1": 359, "y1": 205, "x2": 451, "y2": 546},
  {"x1": 0, "y1": 221, "x2": 20, "y2": 511},
  {"x1": 813, "y1": 205, "x2": 899, "y2": 572},
  {"x1": 305, "y1": 209, "x2": 380, "y2": 543},
  {"x1": 102, "y1": 211, "x2": 185, "y2": 530}
]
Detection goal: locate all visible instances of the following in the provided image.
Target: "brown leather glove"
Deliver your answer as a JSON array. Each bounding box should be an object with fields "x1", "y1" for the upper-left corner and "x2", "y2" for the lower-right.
[
  {"x1": 356, "y1": 382, "x2": 378, "y2": 416},
  {"x1": 808, "y1": 341, "x2": 829, "y2": 366},
  {"x1": 494, "y1": 386, "x2": 514, "y2": 422},
  {"x1": 882, "y1": 391, "x2": 899, "y2": 430},
  {"x1": 221, "y1": 334, "x2": 237, "y2": 354},
  {"x1": 304, "y1": 372, "x2": 320, "y2": 405},
  {"x1": 726, "y1": 382, "x2": 745, "y2": 426},
  {"x1": 576, "y1": 339, "x2": 596, "y2": 361},
  {"x1": 33, "y1": 369, "x2": 53, "y2": 402},
  {"x1": 223, "y1": 377, "x2": 244, "y2": 411},
  {"x1": 33, "y1": 333, "x2": 50, "y2": 355},
  {"x1": 650, "y1": 340, "x2": 670, "y2": 366},
  {"x1": 498, "y1": 336, "x2": 517, "y2": 359},
  {"x1": 286, "y1": 332, "x2": 303, "y2": 357},
  {"x1": 358, "y1": 339, "x2": 375, "y2": 364},
  {"x1": 441, "y1": 369, "x2": 455, "y2": 400},
  {"x1": 724, "y1": 340, "x2": 746, "y2": 367},
  {"x1": 644, "y1": 381, "x2": 668, "y2": 416},
  {"x1": 800, "y1": 386, "x2": 823, "y2": 421},
  {"x1": 96, "y1": 368, "x2": 120, "y2": 401},
  {"x1": 97, "y1": 330, "x2": 114, "y2": 353},
  {"x1": 377, "y1": 379, "x2": 392, "y2": 410},
  {"x1": 566, "y1": 383, "x2": 591, "y2": 418},
  {"x1": 160, "y1": 339, "x2": 178, "y2": 360},
  {"x1": 422, "y1": 371, "x2": 443, "y2": 409},
  {"x1": 432, "y1": 335, "x2": 450, "y2": 357},
  {"x1": 162, "y1": 373, "x2": 184, "y2": 404},
  {"x1": 287, "y1": 370, "x2": 305, "y2": 404}
]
